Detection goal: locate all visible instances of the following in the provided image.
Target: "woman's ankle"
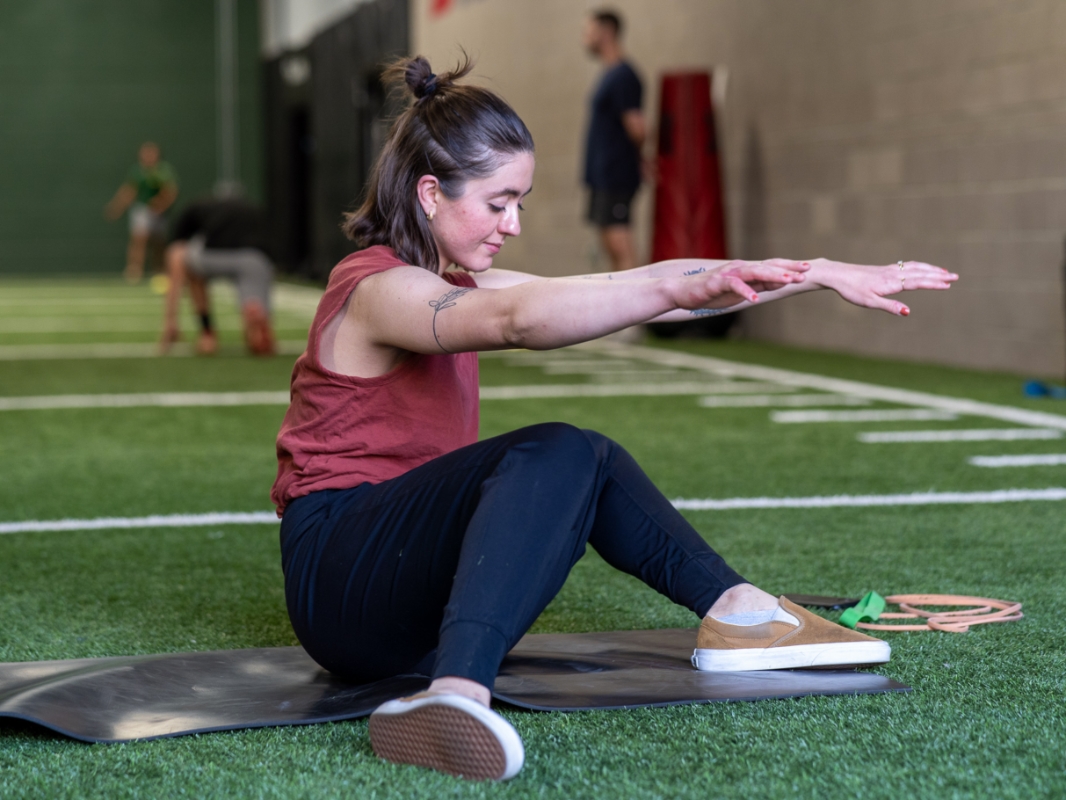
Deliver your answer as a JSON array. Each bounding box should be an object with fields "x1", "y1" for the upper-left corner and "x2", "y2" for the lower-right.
[
  {"x1": 705, "y1": 583, "x2": 779, "y2": 620},
  {"x1": 428, "y1": 676, "x2": 492, "y2": 707}
]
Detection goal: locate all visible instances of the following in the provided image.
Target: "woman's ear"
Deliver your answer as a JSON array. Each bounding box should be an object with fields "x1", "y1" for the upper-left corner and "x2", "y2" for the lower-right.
[{"x1": 416, "y1": 175, "x2": 440, "y2": 221}]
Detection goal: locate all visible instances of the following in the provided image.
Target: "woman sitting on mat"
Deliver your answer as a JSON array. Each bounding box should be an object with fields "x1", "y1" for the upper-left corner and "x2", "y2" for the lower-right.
[{"x1": 271, "y1": 56, "x2": 957, "y2": 782}]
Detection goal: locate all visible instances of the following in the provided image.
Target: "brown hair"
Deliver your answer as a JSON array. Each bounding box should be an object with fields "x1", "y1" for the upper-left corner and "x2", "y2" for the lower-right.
[
  {"x1": 592, "y1": 9, "x2": 623, "y2": 37},
  {"x1": 343, "y1": 54, "x2": 535, "y2": 271}
]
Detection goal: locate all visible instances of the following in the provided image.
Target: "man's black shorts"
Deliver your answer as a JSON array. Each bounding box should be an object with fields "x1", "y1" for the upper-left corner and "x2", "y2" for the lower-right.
[{"x1": 587, "y1": 188, "x2": 636, "y2": 227}]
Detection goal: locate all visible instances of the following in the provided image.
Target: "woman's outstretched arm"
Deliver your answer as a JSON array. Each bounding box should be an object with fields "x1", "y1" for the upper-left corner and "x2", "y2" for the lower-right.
[
  {"x1": 330, "y1": 261, "x2": 804, "y2": 373},
  {"x1": 477, "y1": 257, "x2": 958, "y2": 319}
]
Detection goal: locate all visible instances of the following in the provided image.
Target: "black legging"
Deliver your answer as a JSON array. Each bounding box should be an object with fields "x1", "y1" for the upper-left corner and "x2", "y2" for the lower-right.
[{"x1": 280, "y1": 422, "x2": 746, "y2": 689}]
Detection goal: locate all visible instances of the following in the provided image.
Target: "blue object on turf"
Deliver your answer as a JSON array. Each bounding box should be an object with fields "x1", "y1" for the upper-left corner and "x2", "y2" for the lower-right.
[{"x1": 1023, "y1": 381, "x2": 1066, "y2": 399}]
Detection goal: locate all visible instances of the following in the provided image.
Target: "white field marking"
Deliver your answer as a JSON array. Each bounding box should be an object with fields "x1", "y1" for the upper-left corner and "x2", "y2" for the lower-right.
[
  {"x1": 0, "y1": 318, "x2": 260, "y2": 333},
  {"x1": 540, "y1": 361, "x2": 677, "y2": 374},
  {"x1": 589, "y1": 371, "x2": 691, "y2": 383},
  {"x1": 0, "y1": 381, "x2": 775, "y2": 410},
  {"x1": 0, "y1": 391, "x2": 290, "y2": 411},
  {"x1": 0, "y1": 298, "x2": 162, "y2": 308},
  {"x1": 0, "y1": 512, "x2": 279, "y2": 535},
  {"x1": 772, "y1": 409, "x2": 957, "y2": 424},
  {"x1": 8, "y1": 487, "x2": 1066, "y2": 533},
  {"x1": 598, "y1": 341, "x2": 1066, "y2": 431},
  {"x1": 478, "y1": 382, "x2": 794, "y2": 400},
  {"x1": 699, "y1": 394, "x2": 871, "y2": 408},
  {"x1": 0, "y1": 341, "x2": 306, "y2": 361},
  {"x1": 672, "y1": 487, "x2": 1066, "y2": 510},
  {"x1": 969, "y1": 454, "x2": 1066, "y2": 467},
  {"x1": 859, "y1": 428, "x2": 1063, "y2": 443}
]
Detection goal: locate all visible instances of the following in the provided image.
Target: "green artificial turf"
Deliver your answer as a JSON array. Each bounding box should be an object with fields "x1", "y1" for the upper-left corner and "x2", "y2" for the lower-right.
[{"x1": 1, "y1": 279, "x2": 1065, "y2": 798}]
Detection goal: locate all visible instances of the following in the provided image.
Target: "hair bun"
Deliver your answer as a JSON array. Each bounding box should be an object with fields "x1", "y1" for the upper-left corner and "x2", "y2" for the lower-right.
[{"x1": 405, "y1": 56, "x2": 442, "y2": 101}]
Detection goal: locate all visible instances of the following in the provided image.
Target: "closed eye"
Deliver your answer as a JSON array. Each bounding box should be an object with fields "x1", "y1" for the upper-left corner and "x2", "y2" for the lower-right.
[{"x1": 488, "y1": 204, "x2": 504, "y2": 213}]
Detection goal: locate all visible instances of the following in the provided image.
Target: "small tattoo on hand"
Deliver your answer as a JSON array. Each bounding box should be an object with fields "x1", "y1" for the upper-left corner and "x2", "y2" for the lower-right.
[{"x1": 683, "y1": 267, "x2": 707, "y2": 276}]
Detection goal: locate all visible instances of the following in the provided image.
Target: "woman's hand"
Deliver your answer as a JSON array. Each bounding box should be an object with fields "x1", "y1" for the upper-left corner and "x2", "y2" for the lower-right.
[
  {"x1": 669, "y1": 259, "x2": 810, "y2": 311},
  {"x1": 806, "y1": 258, "x2": 958, "y2": 316}
]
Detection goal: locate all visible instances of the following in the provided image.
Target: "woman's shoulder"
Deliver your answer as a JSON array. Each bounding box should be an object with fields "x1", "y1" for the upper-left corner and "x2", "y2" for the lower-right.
[{"x1": 332, "y1": 245, "x2": 407, "y2": 276}]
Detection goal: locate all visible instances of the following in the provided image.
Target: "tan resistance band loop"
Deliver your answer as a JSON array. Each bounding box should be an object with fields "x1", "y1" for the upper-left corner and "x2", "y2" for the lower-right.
[{"x1": 855, "y1": 594, "x2": 1023, "y2": 634}]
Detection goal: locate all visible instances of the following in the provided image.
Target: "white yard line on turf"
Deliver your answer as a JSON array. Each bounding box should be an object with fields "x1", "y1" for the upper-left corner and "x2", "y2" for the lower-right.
[
  {"x1": 671, "y1": 487, "x2": 1066, "y2": 510},
  {"x1": 478, "y1": 382, "x2": 792, "y2": 400},
  {"x1": 0, "y1": 382, "x2": 783, "y2": 410},
  {"x1": 0, "y1": 341, "x2": 307, "y2": 361},
  {"x1": 771, "y1": 409, "x2": 957, "y2": 423},
  {"x1": 859, "y1": 429, "x2": 1062, "y2": 443},
  {"x1": 969, "y1": 454, "x2": 1066, "y2": 467},
  {"x1": 699, "y1": 394, "x2": 871, "y2": 408},
  {"x1": 8, "y1": 487, "x2": 1066, "y2": 533},
  {"x1": 601, "y1": 342, "x2": 1066, "y2": 431},
  {"x1": 0, "y1": 512, "x2": 279, "y2": 534},
  {"x1": 0, "y1": 391, "x2": 291, "y2": 411}
]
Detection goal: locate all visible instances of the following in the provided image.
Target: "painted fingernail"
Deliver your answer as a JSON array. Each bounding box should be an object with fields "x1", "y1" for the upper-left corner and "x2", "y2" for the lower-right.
[{"x1": 901, "y1": 307, "x2": 910, "y2": 316}]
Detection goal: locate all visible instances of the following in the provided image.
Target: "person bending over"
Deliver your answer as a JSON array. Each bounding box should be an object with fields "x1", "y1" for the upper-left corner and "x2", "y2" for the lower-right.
[
  {"x1": 162, "y1": 197, "x2": 276, "y2": 356},
  {"x1": 104, "y1": 141, "x2": 178, "y2": 283},
  {"x1": 272, "y1": 56, "x2": 957, "y2": 782}
]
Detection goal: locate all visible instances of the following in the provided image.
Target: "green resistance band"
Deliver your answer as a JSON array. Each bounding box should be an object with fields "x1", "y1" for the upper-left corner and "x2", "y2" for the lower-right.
[{"x1": 838, "y1": 591, "x2": 886, "y2": 629}]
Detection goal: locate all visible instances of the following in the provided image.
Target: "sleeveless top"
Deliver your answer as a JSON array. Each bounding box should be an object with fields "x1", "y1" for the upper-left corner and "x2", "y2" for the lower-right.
[{"x1": 271, "y1": 246, "x2": 479, "y2": 515}]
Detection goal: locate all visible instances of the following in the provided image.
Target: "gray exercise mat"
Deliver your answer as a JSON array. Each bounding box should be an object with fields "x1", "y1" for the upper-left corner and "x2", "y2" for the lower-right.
[{"x1": 0, "y1": 628, "x2": 908, "y2": 743}]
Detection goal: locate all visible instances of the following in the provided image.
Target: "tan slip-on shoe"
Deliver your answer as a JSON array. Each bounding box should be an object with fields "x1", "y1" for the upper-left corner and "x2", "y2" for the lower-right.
[
  {"x1": 369, "y1": 692, "x2": 524, "y2": 781},
  {"x1": 692, "y1": 596, "x2": 891, "y2": 671}
]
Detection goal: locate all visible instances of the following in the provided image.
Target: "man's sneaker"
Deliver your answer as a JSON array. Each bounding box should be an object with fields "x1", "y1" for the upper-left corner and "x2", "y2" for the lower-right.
[
  {"x1": 692, "y1": 596, "x2": 891, "y2": 671},
  {"x1": 242, "y1": 302, "x2": 276, "y2": 356},
  {"x1": 369, "y1": 692, "x2": 524, "y2": 781}
]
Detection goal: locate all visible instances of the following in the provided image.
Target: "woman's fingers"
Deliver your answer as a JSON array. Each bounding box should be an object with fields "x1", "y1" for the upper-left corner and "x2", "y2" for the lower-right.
[
  {"x1": 868, "y1": 294, "x2": 910, "y2": 316},
  {"x1": 763, "y1": 257, "x2": 813, "y2": 273},
  {"x1": 721, "y1": 262, "x2": 807, "y2": 286},
  {"x1": 721, "y1": 274, "x2": 759, "y2": 303}
]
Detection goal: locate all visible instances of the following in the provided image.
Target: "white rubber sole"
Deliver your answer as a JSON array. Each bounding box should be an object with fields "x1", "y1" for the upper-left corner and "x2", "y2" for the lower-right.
[
  {"x1": 692, "y1": 640, "x2": 891, "y2": 672},
  {"x1": 369, "y1": 693, "x2": 524, "y2": 781}
]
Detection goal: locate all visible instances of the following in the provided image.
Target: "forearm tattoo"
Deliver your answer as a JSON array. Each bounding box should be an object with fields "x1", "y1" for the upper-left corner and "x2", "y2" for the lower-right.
[{"x1": 428, "y1": 287, "x2": 474, "y2": 353}]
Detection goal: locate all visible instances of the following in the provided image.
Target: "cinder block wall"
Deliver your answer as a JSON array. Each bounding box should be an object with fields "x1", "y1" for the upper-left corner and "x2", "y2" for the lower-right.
[{"x1": 414, "y1": 0, "x2": 1066, "y2": 377}]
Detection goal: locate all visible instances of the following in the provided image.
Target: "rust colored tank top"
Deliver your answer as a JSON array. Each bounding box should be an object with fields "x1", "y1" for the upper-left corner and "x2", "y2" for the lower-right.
[{"x1": 271, "y1": 246, "x2": 479, "y2": 515}]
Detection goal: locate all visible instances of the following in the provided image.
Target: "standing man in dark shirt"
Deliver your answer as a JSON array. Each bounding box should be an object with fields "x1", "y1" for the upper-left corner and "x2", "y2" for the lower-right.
[
  {"x1": 160, "y1": 197, "x2": 276, "y2": 356},
  {"x1": 583, "y1": 9, "x2": 647, "y2": 272}
]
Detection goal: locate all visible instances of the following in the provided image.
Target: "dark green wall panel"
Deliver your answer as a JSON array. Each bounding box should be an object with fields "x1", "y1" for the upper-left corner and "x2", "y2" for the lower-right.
[{"x1": 0, "y1": 1, "x2": 263, "y2": 275}]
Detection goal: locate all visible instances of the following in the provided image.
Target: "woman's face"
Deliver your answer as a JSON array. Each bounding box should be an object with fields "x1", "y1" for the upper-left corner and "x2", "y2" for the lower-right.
[{"x1": 426, "y1": 151, "x2": 535, "y2": 273}]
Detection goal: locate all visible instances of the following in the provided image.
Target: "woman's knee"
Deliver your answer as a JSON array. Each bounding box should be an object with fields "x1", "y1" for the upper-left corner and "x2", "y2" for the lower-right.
[
  {"x1": 501, "y1": 424, "x2": 620, "y2": 478},
  {"x1": 515, "y1": 422, "x2": 599, "y2": 465}
]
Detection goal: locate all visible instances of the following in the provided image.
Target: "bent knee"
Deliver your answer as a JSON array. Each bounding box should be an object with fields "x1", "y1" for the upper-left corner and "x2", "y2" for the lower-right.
[{"x1": 513, "y1": 423, "x2": 616, "y2": 468}]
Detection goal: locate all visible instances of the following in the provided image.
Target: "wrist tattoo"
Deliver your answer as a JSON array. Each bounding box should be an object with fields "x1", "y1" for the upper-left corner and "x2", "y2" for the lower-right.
[
  {"x1": 428, "y1": 287, "x2": 474, "y2": 353},
  {"x1": 690, "y1": 308, "x2": 728, "y2": 317},
  {"x1": 683, "y1": 267, "x2": 707, "y2": 276}
]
